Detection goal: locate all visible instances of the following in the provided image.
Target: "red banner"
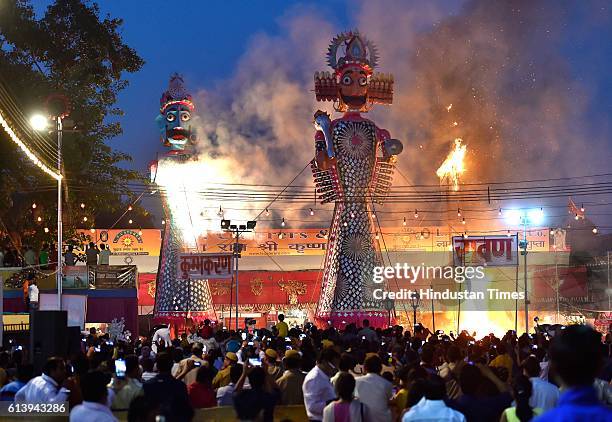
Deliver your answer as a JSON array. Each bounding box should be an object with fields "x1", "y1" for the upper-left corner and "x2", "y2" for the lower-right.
[{"x1": 138, "y1": 271, "x2": 322, "y2": 308}]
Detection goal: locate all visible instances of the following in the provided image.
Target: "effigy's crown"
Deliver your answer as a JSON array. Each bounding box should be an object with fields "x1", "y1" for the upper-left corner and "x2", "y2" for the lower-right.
[{"x1": 159, "y1": 73, "x2": 195, "y2": 114}]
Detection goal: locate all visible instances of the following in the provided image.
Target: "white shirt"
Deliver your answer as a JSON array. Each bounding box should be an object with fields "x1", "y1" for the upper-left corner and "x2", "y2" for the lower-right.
[
  {"x1": 216, "y1": 382, "x2": 236, "y2": 406},
  {"x1": 14, "y1": 374, "x2": 69, "y2": 403},
  {"x1": 99, "y1": 250, "x2": 111, "y2": 265},
  {"x1": 70, "y1": 401, "x2": 117, "y2": 422},
  {"x1": 529, "y1": 377, "x2": 560, "y2": 411},
  {"x1": 152, "y1": 327, "x2": 171, "y2": 352},
  {"x1": 303, "y1": 365, "x2": 336, "y2": 421},
  {"x1": 354, "y1": 373, "x2": 393, "y2": 422},
  {"x1": 402, "y1": 397, "x2": 466, "y2": 421},
  {"x1": 28, "y1": 284, "x2": 39, "y2": 302}
]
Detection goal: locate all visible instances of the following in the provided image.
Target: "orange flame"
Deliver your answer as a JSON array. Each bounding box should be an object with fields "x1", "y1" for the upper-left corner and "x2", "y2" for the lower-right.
[{"x1": 436, "y1": 138, "x2": 467, "y2": 191}]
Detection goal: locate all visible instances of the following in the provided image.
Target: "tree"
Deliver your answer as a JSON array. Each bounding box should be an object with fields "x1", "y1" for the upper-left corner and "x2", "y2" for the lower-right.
[{"x1": 0, "y1": 0, "x2": 151, "y2": 254}]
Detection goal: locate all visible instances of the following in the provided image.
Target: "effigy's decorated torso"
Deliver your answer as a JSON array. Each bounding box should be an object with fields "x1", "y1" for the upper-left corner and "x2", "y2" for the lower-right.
[
  {"x1": 312, "y1": 31, "x2": 402, "y2": 327},
  {"x1": 152, "y1": 74, "x2": 215, "y2": 321}
]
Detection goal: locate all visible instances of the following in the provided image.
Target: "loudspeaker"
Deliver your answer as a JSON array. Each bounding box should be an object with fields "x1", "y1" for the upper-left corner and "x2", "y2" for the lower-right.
[{"x1": 30, "y1": 310, "x2": 68, "y2": 372}]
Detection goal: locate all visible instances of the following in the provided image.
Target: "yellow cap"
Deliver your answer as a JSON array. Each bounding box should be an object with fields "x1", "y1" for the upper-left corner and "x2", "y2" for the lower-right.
[
  {"x1": 284, "y1": 350, "x2": 301, "y2": 359},
  {"x1": 322, "y1": 339, "x2": 334, "y2": 349},
  {"x1": 225, "y1": 352, "x2": 238, "y2": 362},
  {"x1": 265, "y1": 349, "x2": 278, "y2": 359}
]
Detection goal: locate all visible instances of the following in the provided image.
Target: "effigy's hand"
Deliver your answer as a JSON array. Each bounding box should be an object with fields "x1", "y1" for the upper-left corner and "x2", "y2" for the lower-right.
[{"x1": 383, "y1": 139, "x2": 403, "y2": 157}]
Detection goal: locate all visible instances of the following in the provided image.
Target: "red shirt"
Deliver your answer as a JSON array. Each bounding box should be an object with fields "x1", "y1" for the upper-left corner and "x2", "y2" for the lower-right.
[
  {"x1": 187, "y1": 382, "x2": 216, "y2": 409},
  {"x1": 199, "y1": 325, "x2": 213, "y2": 339}
]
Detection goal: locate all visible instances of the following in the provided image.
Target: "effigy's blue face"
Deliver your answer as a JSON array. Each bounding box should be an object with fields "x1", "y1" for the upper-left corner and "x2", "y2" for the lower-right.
[{"x1": 156, "y1": 104, "x2": 196, "y2": 150}]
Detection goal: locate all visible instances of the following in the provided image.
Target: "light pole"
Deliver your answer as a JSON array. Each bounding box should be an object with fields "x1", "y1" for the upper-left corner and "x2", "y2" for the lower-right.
[
  {"x1": 410, "y1": 290, "x2": 421, "y2": 329},
  {"x1": 30, "y1": 114, "x2": 64, "y2": 309},
  {"x1": 506, "y1": 208, "x2": 544, "y2": 334},
  {"x1": 221, "y1": 219, "x2": 256, "y2": 331}
]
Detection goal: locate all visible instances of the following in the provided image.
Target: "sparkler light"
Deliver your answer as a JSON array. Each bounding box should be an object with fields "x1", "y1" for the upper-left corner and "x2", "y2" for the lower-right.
[{"x1": 436, "y1": 138, "x2": 467, "y2": 191}]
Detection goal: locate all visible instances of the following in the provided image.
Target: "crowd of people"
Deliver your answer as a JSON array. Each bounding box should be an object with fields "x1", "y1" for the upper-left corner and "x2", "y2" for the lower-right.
[
  {"x1": 0, "y1": 316, "x2": 610, "y2": 421},
  {"x1": 0, "y1": 241, "x2": 111, "y2": 269}
]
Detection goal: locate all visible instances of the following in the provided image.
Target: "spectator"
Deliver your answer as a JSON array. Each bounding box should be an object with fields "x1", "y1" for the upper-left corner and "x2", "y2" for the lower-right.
[
  {"x1": 501, "y1": 374, "x2": 542, "y2": 422},
  {"x1": 0, "y1": 246, "x2": 4, "y2": 267},
  {"x1": 110, "y1": 355, "x2": 143, "y2": 411},
  {"x1": 490, "y1": 343, "x2": 513, "y2": 380},
  {"x1": 22, "y1": 274, "x2": 32, "y2": 309},
  {"x1": 234, "y1": 364, "x2": 278, "y2": 422},
  {"x1": 27, "y1": 278, "x2": 39, "y2": 312},
  {"x1": 70, "y1": 371, "x2": 116, "y2": 422},
  {"x1": 303, "y1": 348, "x2": 340, "y2": 421},
  {"x1": 402, "y1": 375, "x2": 466, "y2": 421},
  {"x1": 354, "y1": 354, "x2": 393, "y2": 422},
  {"x1": 331, "y1": 353, "x2": 357, "y2": 386},
  {"x1": 357, "y1": 319, "x2": 378, "y2": 343},
  {"x1": 187, "y1": 365, "x2": 216, "y2": 408},
  {"x1": 199, "y1": 319, "x2": 213, "y2": 339},
  {"x1": 276, "y1": 314, "x2": 289, "y2": 338},
  {"x1": 0, "y1": 364, "x2": 33, "y2": 401},
  {"x1": 99, "y1": 243, "x2": 111, "y2": 265},
  {"x1": 323, "y1": 371, "x2": 371, "y2": 421},
  {"x1": 521, "y1": 355, "x2": 559, "y2": 411},
  {"x1": 143, "y1": 352, "x2": 193, "y2": 421},
  {"x1": 23, "y1": 245, "x2": 37, "y2": 267},
  {"x1": 140, "y1": 359, "x2": 156, "y2": 382},
  {"x1": 450, "y1": 363, "x2": 512, "y2": 422},
  {"x1": 216, "y1": 363, "x2": 243, "y2": 406},
  {"x1": 438, "y1": 344, "x2": 464, "y2": 400},
  {"x1": 86, "y1": 242, "x2": 99, "y2": 266},
  {"x1": 39, "y1": 243, "x2": 49, "y2": 269},
  {"x1": 535, "y1": 325, "x2": 611, "y2": 421},
  {"x1": 175, "y1": 344, "x2": 206, "y2": 385},
  {"x1": 151, "y1": 324, "x2": 171, "y2": 353},
  {"x1": 264, "y1": 348, "x2": 282, "y2": 380},
  {"x1": 64, "y1": 245, "x2": 76, "y2": 266},
  {"x1": 15, "y1": 357, "x2": 70, "y2": 403},
  {"x1": 276, "y1": 349, "x2": 305, "y2": 405},
  {"x1": 212, "y1": 352, "x2": 238, "y2": 389}
]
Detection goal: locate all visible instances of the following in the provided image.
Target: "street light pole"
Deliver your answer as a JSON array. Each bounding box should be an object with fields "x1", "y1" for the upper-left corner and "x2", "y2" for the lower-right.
[
  {"x1": 234, "y1": 227, "x2": 240, "y2": 332},
  {"x1": 56, "y1": 116, "x2": 63, "y2": 310},
  {"x1": 523, "y1": 217, "x2": 529, "y2": 335}
]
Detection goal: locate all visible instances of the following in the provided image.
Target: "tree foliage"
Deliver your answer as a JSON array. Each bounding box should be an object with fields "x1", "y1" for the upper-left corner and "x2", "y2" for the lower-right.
[{"x1": 0, "y1": 0, "x2": 150, "y2": 251}]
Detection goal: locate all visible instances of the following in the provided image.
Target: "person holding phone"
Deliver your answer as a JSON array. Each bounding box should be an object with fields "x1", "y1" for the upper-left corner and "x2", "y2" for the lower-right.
[
  {"x1": 175, "y1": 344, "x2": 205, "y2": 386},
  {"x1": 264, "y1": 349, "x2": 283, "y2": 381},
  {"x1": 110, "y1": 355, "x2": 143, "y2": 411}
]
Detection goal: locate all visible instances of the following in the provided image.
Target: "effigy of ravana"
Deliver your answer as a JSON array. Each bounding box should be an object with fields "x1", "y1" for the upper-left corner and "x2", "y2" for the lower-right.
[{"x1": 312, "y1": 31, "x2": 403, "y2": 328}]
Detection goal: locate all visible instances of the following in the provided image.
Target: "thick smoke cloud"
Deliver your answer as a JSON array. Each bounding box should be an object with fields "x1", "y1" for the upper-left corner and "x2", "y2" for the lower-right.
[{"x1": 188, "y1": 0, "x2": 611, "y2": 226}]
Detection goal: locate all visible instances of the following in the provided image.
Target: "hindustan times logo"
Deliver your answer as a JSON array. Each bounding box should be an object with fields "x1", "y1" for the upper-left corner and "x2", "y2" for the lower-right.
[{"x1": 373, "y1": 263, "x2": 485, "y2": 284}]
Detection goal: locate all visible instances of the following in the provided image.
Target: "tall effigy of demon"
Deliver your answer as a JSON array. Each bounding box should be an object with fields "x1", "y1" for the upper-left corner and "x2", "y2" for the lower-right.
[
  {"x1": 312, "y1": 31, "x2": 402, "y2": 327},
  {"x1": 151, "y1": 74, "x2": 215, "y2": 322}
]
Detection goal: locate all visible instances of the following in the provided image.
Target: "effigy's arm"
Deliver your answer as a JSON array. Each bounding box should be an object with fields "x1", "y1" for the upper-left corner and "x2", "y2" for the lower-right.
[
  {"x1": 311, "y1": 111, "x2": 339, "y2": 205},
  {"x1": 372, "y1": 127, "x2": 403, "y2": 204}
]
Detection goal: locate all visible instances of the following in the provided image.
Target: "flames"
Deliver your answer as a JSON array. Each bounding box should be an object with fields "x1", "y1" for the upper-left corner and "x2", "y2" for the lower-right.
[{"x1": 436, "y1": 138, "x2": 467, "y2": 191}]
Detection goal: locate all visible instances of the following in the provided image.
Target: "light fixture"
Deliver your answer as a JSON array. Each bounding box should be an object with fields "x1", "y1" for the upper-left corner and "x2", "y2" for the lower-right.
[
  {"x1": 350, "y1": 212, "x2": 355, "y2": 218},
  {"x1": 44, "y1": 227, "x2": 49, "y2": 233},
  {"x1": 80, "y1": 203, "x2": 85, "y2": 209},
  {"x1": 498, "y1": 208, "x2": 502, "y2": 216},
  {"x1": 457, "y1": 208, "x2": 461, "y2": 217},
  {"x1": 463, "y1": 232, "x2": 468, "y2": 238},
  {"x1": 90, "y1": 228, "x2": 96, "y2": 233},
  {"x1": 138, "y1": 229, "x2": 143, "y2": 236},
  {"x1": 343, "y1": 221, "x2": 348, "y2": 227},
  {"x1": 580, "y1": 204, "x2": 585, "y2": 212},
  {"x1": 29, "y1": 114, "x2": 49, "y2": 131},
  {"x1": 309, "y1": 208, "x2": 314, "y2": 216},
  {"x1": 128, "y1": 205, "x2": 133, "y2": 211},
  {"x1": 32, "y1": 203, "x2": 37, "y2": 209},
  {"x1": 403, "y1": 217, "x2": 407, "y2": 226},
  {"x1": 279, "y1": 232, "x2": 283, "y2": 239},
  {"x1": 574, "y1": 214, "x2": 579, "y2": 220},
  {"x1": 462, "y1": 217, "x2": 466, "y2": 225},
  {"x1": 527, "y1": 208, "x2": 544, "y2": 225},
  {"x1": 507, "y1": 230, "x2": 511, "y2": 237},
  {"x1": 161, "y1": 219, "x2": 166, "y2": 225},
  {"x1": 414, "y1": 209, "x2": 418, "y2": 218},
  {"x1": 592, "y1": 227, "x2": 598, "y2": 234},
  {"x1": 375, "y1": 233, "x2": 380, "y2": 240},
  {"x1": 281, "y1": 218, "x2": 285, "y2": 227},
  {"x1": 83, "y1": 216, "x2": 88, "y2": 222},
  {"x1": 217, "y1": 206, "x2": 223, "y2": 217},
  {"x1": 265, "y1": 208, "x2": 270, "y2": 216},
  {"x1": 128, "y1": 219, "x2": 133, "y2": 224},
  {"x1": 37, "y1": 216, "x2": 42, "y2": 222}
]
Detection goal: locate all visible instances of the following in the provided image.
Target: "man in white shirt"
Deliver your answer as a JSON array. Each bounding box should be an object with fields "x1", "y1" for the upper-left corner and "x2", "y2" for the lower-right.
[
  {"x1": 522, "y1": 356, "x2": 559, "y2": 411},
  {"x1": 357, "y1": 319, "x2": 378, "y2": 343},
  {"x1": 152, "y1": 324, "x2": 172, "y2": 353},
  {"x1": 354, "y1": 354, "x2": 393, "y2": 422},
  {"x1": 216, "y1": 364, "x2": 243, "y2": 406},
  {"x1": 28, "y1": 279, "x2": 39, "y2": 311},
  {"x1": 303, "y1": 348, "x2": 339, "y2": 421},
  {"x1": 15, "y1": 357, "x2": 69, "y2": 403},
  {"x1": 402, "y1": 376, "x2": 466, "y2": 421},
  {"x1": 175, "y1": 344, "x2": 206, "y2": 385},
  {"x1": 70, "y1": 371, "x2": 117, "y2": 422}
]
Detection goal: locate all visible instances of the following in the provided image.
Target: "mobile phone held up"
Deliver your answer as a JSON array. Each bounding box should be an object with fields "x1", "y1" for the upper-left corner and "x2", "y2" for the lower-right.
[
  {"x1": 115, "y1": 359, "x2": 126, "y2": 379},
  {"x1": 248, "y1": 357, "x2": 262, "y2": 367}
]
